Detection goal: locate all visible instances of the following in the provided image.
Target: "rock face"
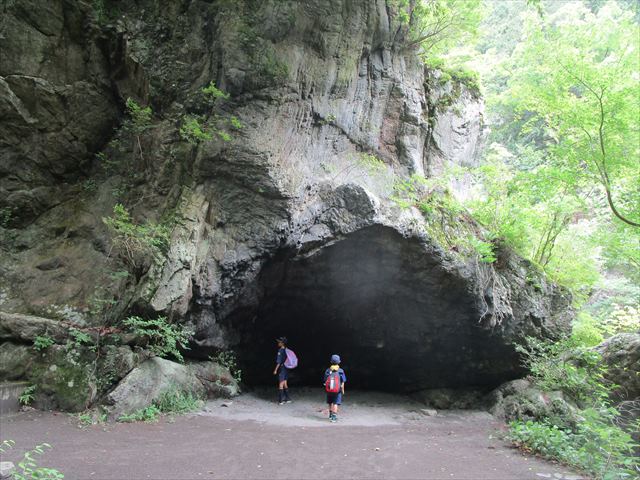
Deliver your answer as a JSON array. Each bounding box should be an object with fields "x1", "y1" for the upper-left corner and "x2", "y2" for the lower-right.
[
  {"x1": 0, "y1": 0, "x2": 572, "y2": 402},
  {"x1": 596, "y1": 333, "x2": 640, "y2": 402}
]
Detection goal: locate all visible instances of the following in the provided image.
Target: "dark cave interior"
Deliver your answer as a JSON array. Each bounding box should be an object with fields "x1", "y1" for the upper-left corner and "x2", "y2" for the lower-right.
[{"x1": 229, "y1": 226, "x2": 521, "y2": 392}]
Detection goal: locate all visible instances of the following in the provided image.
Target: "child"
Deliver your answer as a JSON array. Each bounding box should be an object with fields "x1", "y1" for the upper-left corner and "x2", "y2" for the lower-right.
[
  {"x1": 323, "y1": 354, "x2": 346, "y2": 423},
  {"x1": 273, "y1": 336, "x2": 291, "y2": 404}
]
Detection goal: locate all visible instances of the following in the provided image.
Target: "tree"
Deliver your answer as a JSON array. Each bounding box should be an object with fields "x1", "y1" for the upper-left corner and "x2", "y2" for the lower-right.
[
  {"x1": 505, "y1": 1, "x2": 640, "y2": 227},
  {"x1": 391, "y1": 0, "x2": 482, "y2": 54}
]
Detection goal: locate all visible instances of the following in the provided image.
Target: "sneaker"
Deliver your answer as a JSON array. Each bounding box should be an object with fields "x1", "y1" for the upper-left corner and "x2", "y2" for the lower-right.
[
  {"x1": 285, "y1": 400, "x2": 292, "y2": 404},
  {"x1": 278, "y1": 401, "x2": 285, "y2": 405},
  {"x1": 330, "y1": 416, "x2": 337, "y2": 423}
]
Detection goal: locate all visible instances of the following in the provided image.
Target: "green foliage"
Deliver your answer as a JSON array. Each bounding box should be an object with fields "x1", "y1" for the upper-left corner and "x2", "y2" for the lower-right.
[
  {"x1": 425, "y1": 57, "x2": 482, "y2": 97},
  {"x1": 229, "y1": 116, "x2": 243, "y2": 130},
  {"x1": 154, "y1": 388, "x2": 202, "y2": 414},
  {"x1": 515, "y1": 336, "x2": 610, "y2": 405},
  {"x1": 210, "y1": 350, "x2": 242, "y2": 384},
  {"x1": 509, "y1": 417, "x2": 638, "y2": 479},
  {"x1": 103, "y1": 204, "x2": 172, "y2": 271},
  {"x1": 467, "y1": 236, "x2": 497, "y2": 264},
  {"x1": 124, "y1": 98, "x2": 152, "y2": 135},
  {"x1": 463, "y1": 144, "x2": 601, "y2": 300},
  {"x1": 512, "y1": 335, "x2": 638, "y2": 478},
  {"x1": 260, "y1": 50, "x2": 289, "y2": 82},
  {"x1": 74, "y1": 410, "x2": 107, "y2": 427},
  {"x1": 69, "y1": 328, "x2": 93, "y2": 347},
  {"x1": 3, "y1": 442, "x2": 65, "y2": 480},
  {"x1": 357, "y1": 153, "x2": 387, "y2": 175},
  {"x1": 122, "y1": 316, "x2": 193, "y2": 363},
  {"x1": 18, "y1": 385, "x2": 36, "y2": 406},
  {"x1": 117, "y1": 388, "x2": 202, "y2": 422},
  {"x1": 33, "y1": 335, "x2": 54, "y2": 351},
  {"x1": 571, "y1": 312, "x2": 604, "y2": 347},
  {"x1": 202, "y1": 81, "x2": 230, "y2": 102},
  {"x1": 180, "y1": 84, "x2": 239, "y2": 145},
  {"x1": 179, "y1": 116, "x2": 213, "y2": 144},
  {"x1": 600, "y1": 304, "x2": 640, "y2": 336},
  {"x1": 117, "y1": 405, "x2": 161, "y2": 423},
  {"x1": 390, "y1": 0, "x2": 483, "y2": 54},
  {"x1": 391, "y1": 174, "x2": 497, "y2": 263}
]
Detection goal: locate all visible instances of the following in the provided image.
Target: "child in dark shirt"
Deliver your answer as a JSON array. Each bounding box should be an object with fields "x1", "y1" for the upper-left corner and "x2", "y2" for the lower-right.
[
  {"x1": 323, "y1": 354, "x2": 346, "y2": 423},
  {"x1": 273, "y1": 336, "x2": 291, "y2": 404}
]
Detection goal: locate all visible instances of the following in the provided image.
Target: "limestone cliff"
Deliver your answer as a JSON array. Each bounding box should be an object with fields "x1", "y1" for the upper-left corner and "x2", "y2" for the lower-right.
[{"x1": 0, "y1": 0, "x2": 571, "y2": 405}]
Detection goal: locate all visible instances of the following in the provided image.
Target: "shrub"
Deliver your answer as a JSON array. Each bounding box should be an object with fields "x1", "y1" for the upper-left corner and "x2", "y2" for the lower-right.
[
  {"x1": 123, "y1": 316, "x2": 193, "y2": 362},
  {"x1": 155, "y1": 388, "x2": 202, "y2": 414},
  {"x1": 103, "y1": 204, "x2": 171, "y2": 271},
  {"x1": 511, "y1": 336, "x2": 639, "y2": 479},
  {"x1": 179, "y1": 116, "x2": 213, "y2": 144},
  {"x1": 571, "y1": 312, "x2": 604, "y2": 347},
  {"x1": 33, "y1": 335, "x2": 54, "y2": 351},
  {"x1": 124, "y1": 98, "x2": 152, "y2": 135},
  {"x1": 202, "y1": 81, "x2": 230, "y2": 102},
  {"x1": 18, "y1": 385, "x2": 36, "y2": 406},
  {"x1": 210, "y1": 350, "x2": 242, "y2": 384},
  {"x1": 515, "y1": 336, "x2": 610, "y2": 405},
  {"x1": 509, "y1": 416, "x2": 638, "y2": 479}
]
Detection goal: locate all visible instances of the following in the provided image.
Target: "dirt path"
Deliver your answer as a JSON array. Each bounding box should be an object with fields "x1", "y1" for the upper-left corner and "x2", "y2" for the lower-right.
[{"x1": 0, "y1": 388, "x2": 584, "y2": 480}]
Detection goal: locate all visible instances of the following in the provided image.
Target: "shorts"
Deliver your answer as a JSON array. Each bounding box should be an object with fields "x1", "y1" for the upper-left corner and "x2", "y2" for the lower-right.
[
  {"x1": 326, "y1": 392, "x2": 342, "y2": 405},
  {"x1": 278, "y1": 367, "x2": 289, "y2": 381}
]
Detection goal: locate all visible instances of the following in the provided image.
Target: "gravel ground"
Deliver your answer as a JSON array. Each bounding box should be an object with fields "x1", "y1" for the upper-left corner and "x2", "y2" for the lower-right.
[{"x1": 0, "y1": 388, "x2": 584, "y2": 480}]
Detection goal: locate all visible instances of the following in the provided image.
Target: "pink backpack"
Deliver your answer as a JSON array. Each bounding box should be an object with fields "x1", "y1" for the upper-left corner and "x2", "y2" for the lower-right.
[{"x1": 284, "y1": 348, "x2": 298, "y2": 369}]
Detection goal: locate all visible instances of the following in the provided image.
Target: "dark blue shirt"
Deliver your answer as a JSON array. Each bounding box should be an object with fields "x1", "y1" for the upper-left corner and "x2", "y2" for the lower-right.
[
  {"x1": 276, "y1": 347, "x2": 286, "y2": 366},
  {"x1": 323, "y1": 368, "x2": 347, "y2": 385}
]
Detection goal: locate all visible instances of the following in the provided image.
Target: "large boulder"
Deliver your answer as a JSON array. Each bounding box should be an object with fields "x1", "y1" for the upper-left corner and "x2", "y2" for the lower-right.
[
  {"x1": 596, "y1": 333, "x2": 640, "y2": 402},
  {"x1": 105, "y1": 357, "x2": 239, "y2": 420},
  {"x1": 487, "y1": 379, "x2": 579, "y2": 428}
]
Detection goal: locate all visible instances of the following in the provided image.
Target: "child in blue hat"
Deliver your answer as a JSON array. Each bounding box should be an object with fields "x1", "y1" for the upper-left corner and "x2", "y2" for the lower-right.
[{"x1": 323, "y1": 354, "x2": 347, "y2": 423}]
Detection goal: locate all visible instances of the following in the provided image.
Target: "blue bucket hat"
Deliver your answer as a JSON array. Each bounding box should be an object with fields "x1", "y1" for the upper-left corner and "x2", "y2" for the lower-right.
[{"x1": 330, "y1": 354, "x2": 341, "y2": 364}]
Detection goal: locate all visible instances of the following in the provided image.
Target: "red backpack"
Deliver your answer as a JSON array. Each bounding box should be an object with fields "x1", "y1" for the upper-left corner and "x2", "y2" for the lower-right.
[{"x1": 325, "y1": 370, "x2": 341, "y2": 393}]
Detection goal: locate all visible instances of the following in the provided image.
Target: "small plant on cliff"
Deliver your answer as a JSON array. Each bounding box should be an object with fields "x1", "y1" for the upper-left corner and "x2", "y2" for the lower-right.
[
  {"x1": 180, "y1": 116, "x2": 213, "y2": 144},
  {"x1": 33, "y1": 335, "x2": 54, "y2": 351},
  {"x1": 202, "y1": 81, "x2": 230, "y2": 102},
  {"x1": 103, "y1": 204, "x2": 171, "y2": 272},
  {"x1": 122, "y1": 98, "x2": 153, "y2": 168},
  {"x1": 179, "y1": 83, "x2": 240, "y2": 145},
  {"x1": 123, "y1": 315, "x2": 193, "y2": 363}
]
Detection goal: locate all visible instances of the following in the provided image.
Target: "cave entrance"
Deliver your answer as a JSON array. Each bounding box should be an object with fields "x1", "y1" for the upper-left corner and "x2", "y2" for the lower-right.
[{"x1": 232, "y1": 226, "x2": 519, "y2": 392}]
